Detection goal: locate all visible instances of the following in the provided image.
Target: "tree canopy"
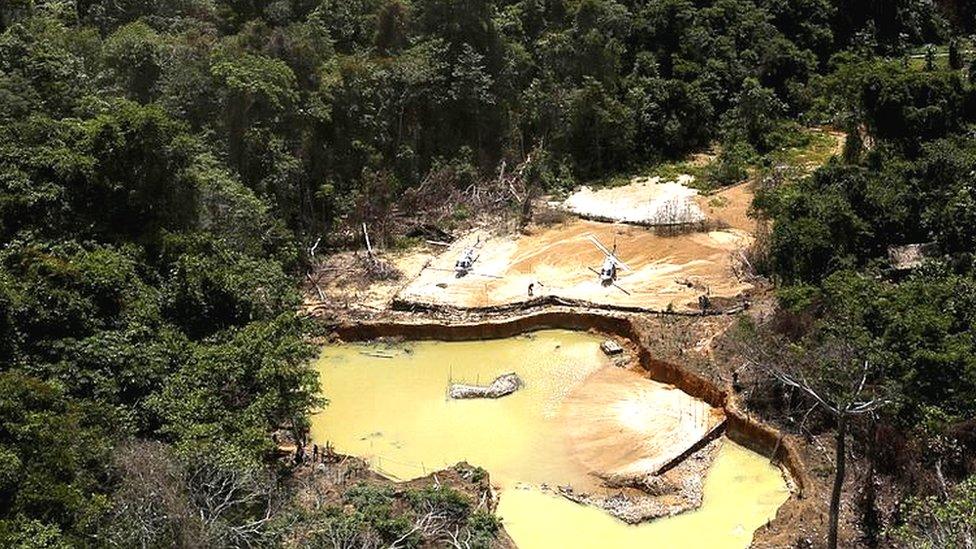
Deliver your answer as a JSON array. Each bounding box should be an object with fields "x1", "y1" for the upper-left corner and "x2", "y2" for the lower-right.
[{"x1": 2, "y1": 0, "x2": 975, "y2": 545}]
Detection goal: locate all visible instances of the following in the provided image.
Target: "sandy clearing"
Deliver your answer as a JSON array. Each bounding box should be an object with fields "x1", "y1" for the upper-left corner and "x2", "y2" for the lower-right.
[
  {"x1": 696, "y1": 182, "x2": 757, "y2": 233},
  {"x1": 397, "y1": 220, "x2": 752, "y2": 312},
  {"x1": 560, "y1": 366, "x2": 725, "y2": 480},
  {"x1": 563, "y1": 176, "x2": 706, "y2": 226}
]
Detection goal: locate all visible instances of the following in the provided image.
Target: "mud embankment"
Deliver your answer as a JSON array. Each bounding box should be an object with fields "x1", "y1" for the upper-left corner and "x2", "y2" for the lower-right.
[
  {"x1": 329, "y1": 310, "x2": 806, "y2": 496},
  {"x1": 390, "y1": 294, "x2": 748, "y2": 318}
]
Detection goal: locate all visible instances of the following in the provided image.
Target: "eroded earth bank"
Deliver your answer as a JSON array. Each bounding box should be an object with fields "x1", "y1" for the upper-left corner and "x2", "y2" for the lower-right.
[
  {"x1": 316, "y1": 312, "x2": 810, "y2": 548},
  {"x1": 302, "y1": 155, "x2": 845, "y2": 548}
]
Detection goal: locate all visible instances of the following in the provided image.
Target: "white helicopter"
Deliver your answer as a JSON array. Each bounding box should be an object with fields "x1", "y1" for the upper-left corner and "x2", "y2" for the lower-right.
[
  {"x1": 430, "y1": 237, "x2": 502, "y2": 279},
  {"x1": 454, "y1": 246, "x2": 478, "y2": 277},
  {"x1": 586, "y1": 234, "x2": 632, "y2": 295}
]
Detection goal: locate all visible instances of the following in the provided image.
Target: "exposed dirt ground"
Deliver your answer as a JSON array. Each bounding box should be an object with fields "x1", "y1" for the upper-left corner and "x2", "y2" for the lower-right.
[
  {"x1": 696, "y1": 181, "x2": 757, "y2": 233},
  {"x1": 304, "y1": 248, "x2": 435, "y2": 314},
  {"x1": 397, "y1": 219, "x2": 752, "y2": 312},
  {"x1": 630, "y1": 311, "x2": 863, "y2": 549},
  {"x1": 304, "y1": 129, "x2": 853, "y2": 547},
  {"x1": 307, "y1": 127, "x2": 846, "y2": 320},
  {"x1": 562, "y1": 365, "x2": 725, "y2": 480},
  {"x1": 557, "y1": 436, "x2": 727, "y2": 525}
]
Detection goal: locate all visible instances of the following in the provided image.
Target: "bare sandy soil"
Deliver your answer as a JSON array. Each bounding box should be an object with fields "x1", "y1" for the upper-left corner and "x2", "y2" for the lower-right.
[
  {"x1": 307, "y1": 129, "x2": 845, "y2": 318},
  {"x1": 302, "y1": 129, "x2": 853, "y2": 546},
  {"x1": 561, "y1": 365, "x2": 725, "y2": 480},
  {"x1": 394, "y1": 170, "x2": 760, "y2": 313},
  {"x1": 397, "y1": 219, "x2": 752, "y2": 312},
  {"x1": 696, "y1": 181, "x2": 757, "y2": 233}
]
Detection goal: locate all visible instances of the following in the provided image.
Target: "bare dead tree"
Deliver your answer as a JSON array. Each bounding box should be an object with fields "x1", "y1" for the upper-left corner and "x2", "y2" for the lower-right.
[
  {"x1": 499, "y1": 152, "x2": 536, "y2": 231},
  {"x1": 743, "y1": 331, "x2": 889, "y2": 549},
  {"x1": 444, "y1": 523, "x2": 476, "y2": 549},
  {"x1": 312, "y1": 517, "x2": 383, "y2": 549},
  {"x1": 185, "y1": 461, "x2": 285, "y2": 548},
  {"x1": 105, "y1": 441, "x2": 288, "y2": 549},
  {"x1": 104, "y1": 441, "x2": 194, "y2": 548}
]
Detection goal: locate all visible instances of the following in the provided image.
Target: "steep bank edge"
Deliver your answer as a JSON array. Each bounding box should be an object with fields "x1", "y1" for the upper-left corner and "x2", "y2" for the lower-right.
[{"x1": 326, "y1": 309, "x2": 811, "y2": 545}]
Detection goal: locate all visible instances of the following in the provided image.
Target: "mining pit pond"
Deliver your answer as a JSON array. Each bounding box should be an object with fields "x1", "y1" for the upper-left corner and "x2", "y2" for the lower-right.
[{"x1": 311, "y1": 330, "x2": 789, "y2": 548}]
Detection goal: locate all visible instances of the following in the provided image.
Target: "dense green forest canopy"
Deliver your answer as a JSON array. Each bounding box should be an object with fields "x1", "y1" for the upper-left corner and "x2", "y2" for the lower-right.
[
  {"x1": 2, "y1": 0, "x2": 976, "y2": 546},
  {"x1": 1, "y1": 0, "x2": 964, "y2": 240}
]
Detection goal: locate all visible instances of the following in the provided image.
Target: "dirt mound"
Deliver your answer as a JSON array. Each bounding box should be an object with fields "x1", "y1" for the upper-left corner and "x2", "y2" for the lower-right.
[
  {"x1": 563, "y1": 176, "x2": 706, "y2": 226},
  {"x1": 557, "y1": 438, "x2": 724, "y2": 524}
]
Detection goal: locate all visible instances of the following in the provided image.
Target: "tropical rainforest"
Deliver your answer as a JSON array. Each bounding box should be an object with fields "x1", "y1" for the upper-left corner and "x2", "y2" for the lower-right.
[{"x1": 2, "y1": 0, "x2": 976, "y2": 547}]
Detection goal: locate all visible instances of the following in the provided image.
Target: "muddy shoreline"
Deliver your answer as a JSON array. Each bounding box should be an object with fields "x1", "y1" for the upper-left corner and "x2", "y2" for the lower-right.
[
  {"x1": 323, "y1": 307, "x2": 808, "y2": 544},
  {"x1": 304, "y1": 131, "x2": 847, "y2": 546}
]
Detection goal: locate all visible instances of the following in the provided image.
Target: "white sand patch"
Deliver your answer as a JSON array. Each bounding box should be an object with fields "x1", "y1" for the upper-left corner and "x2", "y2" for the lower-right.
[{"x1": 563, "y1": 176, "x2": 707, "y2": 226}]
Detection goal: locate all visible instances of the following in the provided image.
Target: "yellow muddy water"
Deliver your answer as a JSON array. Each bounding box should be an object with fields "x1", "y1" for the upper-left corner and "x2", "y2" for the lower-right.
[
  {"x1": 311, "y1": 331, "x2": 606, "y2": 487},
  {"x1": 311, "y1": 330, "x2": 789, "y2": 548},
  {"x1": 499, "y1": 442, "x2": 790, "y2": 548}
]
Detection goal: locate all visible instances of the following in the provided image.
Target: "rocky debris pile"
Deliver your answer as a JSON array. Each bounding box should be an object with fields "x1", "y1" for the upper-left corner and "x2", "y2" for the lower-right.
[
  {"x1": 556, "y1": 438, "x2": 723, "y2": 524},
  {"x1": 449, "y1": 372, "x2": 523, "y2": 399}
]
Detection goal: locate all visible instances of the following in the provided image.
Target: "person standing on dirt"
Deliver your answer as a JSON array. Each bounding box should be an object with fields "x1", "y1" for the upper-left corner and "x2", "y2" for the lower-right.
[{"x1": 528, "y1": 282, "x2": 535, "y2": 297}]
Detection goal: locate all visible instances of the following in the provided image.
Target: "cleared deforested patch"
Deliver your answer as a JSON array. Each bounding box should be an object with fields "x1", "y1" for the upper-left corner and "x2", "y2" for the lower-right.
[
  {"x1": 397, "y1": 220, "x2": 753, "y2": 312},
  {"x1": 563, "y1": 176, "x2": 707, "y2": 226}
]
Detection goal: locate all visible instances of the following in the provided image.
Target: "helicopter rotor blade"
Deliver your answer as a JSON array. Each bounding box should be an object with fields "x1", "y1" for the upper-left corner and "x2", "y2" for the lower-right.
[
  {"x1": 611, "y1": 257, "x2": 633, "y2": 272},
  {"x1": 612, "y1": 281, "x2": 632, "y2": 295},
  {"x1": 587, "y1": 234, "x2": 613, "y2": 257},
  {"x1": 470, "y1": 271, "x2": 503, "y2": 279},
  {"x1": 587, "y1": 234, "x2": 632, "y2": 271}
]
